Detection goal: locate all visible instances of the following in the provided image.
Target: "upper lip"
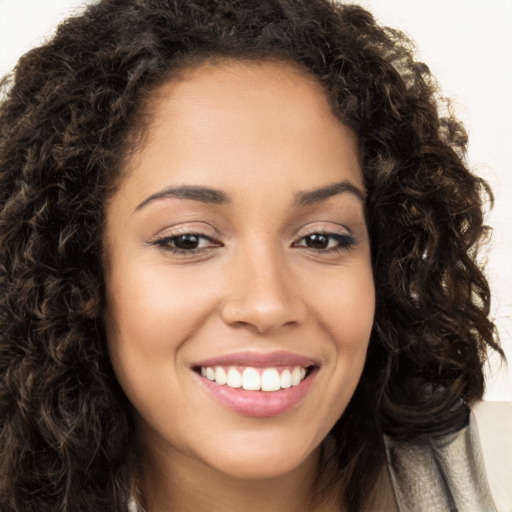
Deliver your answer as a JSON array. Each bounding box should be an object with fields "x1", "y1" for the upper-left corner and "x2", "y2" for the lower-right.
[{"x1": 193, "y1": 351, "x2": 317, "y2": 368}]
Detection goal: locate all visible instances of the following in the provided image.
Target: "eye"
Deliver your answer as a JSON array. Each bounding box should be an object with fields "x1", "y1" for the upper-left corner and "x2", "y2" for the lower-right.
[
  {"x1": 170, "y1": 234, "x2": 206, "y2": 250},
  {"x1": 150, "y1": 233, "x2": 221, "y2": 254},
  {"x1": 293, "y1": 232, "x2": 355, "y2": 252}
]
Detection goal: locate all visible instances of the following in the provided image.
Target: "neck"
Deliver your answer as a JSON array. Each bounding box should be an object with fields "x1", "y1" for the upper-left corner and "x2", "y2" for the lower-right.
[{"x1": 138, "y1": 438, "x2": 340, "y2": 512}]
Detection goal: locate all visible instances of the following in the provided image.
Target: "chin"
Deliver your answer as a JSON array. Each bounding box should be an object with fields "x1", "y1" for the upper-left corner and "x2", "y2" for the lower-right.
[{"x1": 196, "y1": 430, "x2": 321, "y2": 481}]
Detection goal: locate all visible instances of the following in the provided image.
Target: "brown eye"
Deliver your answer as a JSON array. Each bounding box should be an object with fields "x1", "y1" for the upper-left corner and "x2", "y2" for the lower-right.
[
  {"x1": 173, "y1": 234, "x2": 201, "y2": 250},
  {"x1": 304, "y1": 234, "x2": 330, "y2": 249},
  {"x1": 150, "y1": 232, "x2": 220, "y2": 254},
  {"x1": 294, "y1": 232, "x2": 356, "y2": 252}
]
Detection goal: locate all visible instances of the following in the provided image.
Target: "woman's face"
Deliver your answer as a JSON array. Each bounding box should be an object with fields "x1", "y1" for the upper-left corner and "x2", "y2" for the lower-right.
[{"x1": 104, "y1": 60, "x2": 375, "y2": 481}]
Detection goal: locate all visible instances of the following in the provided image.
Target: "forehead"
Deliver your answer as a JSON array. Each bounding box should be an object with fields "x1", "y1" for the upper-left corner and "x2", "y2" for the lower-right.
[
  {"x1": 149, "y1": 58, "x2": 330, "y2": 108},
  {"x1": 116, "y1": 59, "x2": 362, "y2": 203}
]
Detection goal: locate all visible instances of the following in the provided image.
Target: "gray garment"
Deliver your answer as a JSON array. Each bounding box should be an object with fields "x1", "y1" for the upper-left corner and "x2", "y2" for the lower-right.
[{"x1": 384, "y1": 412, "x2": 498, "y2": 512}]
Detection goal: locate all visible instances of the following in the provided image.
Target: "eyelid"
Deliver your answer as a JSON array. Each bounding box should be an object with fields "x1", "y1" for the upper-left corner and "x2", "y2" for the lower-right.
[
  {"x1": 294, "y1": 221, "x2": 352, "y2": 238},
  {"x1": 145, "y1": 222, "x2": 221, "y2": 242}
]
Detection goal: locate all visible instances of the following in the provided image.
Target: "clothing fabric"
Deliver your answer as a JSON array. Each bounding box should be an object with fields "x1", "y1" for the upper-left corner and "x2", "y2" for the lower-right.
[{"x1": 384, "y1": 411, "x2": 498, "y2": 512}]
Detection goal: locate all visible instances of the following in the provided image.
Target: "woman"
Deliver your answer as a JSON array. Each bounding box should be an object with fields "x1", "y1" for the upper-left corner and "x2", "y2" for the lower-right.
[{"x1": 0, "y1": 1, "x2": 503, "y2": 511}]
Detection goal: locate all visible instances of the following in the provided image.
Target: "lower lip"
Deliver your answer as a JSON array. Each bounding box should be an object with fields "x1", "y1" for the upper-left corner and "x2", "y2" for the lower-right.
[{"x1": 195, "y1": 371, "x2": 316, "y2": 417}]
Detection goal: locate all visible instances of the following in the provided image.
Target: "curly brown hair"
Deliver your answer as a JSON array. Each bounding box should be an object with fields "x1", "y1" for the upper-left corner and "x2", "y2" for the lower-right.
[{"x1": 0, "y1": 0, "x2": 501, "y2": 510}]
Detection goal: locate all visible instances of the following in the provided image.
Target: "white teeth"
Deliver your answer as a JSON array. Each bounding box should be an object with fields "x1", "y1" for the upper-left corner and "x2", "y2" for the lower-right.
[
  {"x1": 261, "y1": 368, "x2": 281, "y2": 391},
  {"x1": 226, "y1": 367, "x2": 242, "y2": 388},
  {"x1": 280, "y1": 369, "x2": 292, "y2": 389},
  {"x1": 291, "y1": 366, "x2": 302, "y2": 386},
  {"x1": 215, "y1": 366, "x2": 227, "y2": 385},
  {"x1": 200, "y1": 365, "x2": 309, "y2": 391},
  {"x1": 242, "y1": 367, "x2": 261, "y2": 390}
]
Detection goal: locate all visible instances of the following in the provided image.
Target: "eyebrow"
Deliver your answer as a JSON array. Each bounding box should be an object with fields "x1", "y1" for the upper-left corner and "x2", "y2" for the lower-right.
[
  {"x1": 293, "y1": 180, "x2": 366, "y2": 207},
  {"x1": 134, "y1": 179, "x2": 365, "y2": 213},
  {"x1": 134, "y1": 185, "x2": 231, "y2": 212}
]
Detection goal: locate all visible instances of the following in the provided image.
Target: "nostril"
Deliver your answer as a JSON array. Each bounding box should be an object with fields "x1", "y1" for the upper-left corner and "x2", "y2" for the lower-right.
[{"x1": 219, "y1": 297, "x2": 307, "y2": 335}]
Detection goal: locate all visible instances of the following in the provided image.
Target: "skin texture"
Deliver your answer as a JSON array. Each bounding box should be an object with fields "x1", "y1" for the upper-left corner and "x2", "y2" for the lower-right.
[{"x1": 103, "y1": 60, "x2": 375, "y2": 511}]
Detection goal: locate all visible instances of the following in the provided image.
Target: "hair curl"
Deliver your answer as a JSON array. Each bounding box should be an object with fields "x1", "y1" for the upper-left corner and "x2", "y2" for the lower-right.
[{"x1": 0, "y1": 0, "x2": 501, "y2": 510}]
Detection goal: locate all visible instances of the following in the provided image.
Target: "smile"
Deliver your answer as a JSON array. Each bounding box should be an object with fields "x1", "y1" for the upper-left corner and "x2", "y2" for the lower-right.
[
  {"x1": 200, "y1": 365, "x2": 308, "y2": 392},
  {"x1": 192, "y1": 352, "x2": 318, "y2": 417}
]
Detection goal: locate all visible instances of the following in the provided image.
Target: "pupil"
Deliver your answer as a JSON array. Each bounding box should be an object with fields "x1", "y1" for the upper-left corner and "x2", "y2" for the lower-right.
[
  {"x1": 175, "y1": 234, "x2": 199, "y2": 250},
  {"x1": 307, "y1": 234, "x2": 329, "y2": 249}
]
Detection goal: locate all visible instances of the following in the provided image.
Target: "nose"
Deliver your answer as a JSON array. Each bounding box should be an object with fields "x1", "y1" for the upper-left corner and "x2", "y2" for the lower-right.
[{"x1": 219, "y1": 245, "x2": 307, "y2": 334}]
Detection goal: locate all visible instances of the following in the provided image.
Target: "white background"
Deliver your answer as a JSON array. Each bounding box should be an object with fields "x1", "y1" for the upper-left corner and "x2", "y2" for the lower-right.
[{"x1": 0, "y1": 0, "x2": 510, "y2": 401}]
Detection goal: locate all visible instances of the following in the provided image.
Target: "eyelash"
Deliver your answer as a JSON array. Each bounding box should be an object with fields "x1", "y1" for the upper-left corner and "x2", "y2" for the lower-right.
[
  {"x1": 292, "y1": 231, "x2": 356, "y2": 252},
  {"x1": 149, "y1": 233, "x2": 220, "y2": 256},
  {"x1": 149, "y1": 231, "x2": 356, "y2": 256}
]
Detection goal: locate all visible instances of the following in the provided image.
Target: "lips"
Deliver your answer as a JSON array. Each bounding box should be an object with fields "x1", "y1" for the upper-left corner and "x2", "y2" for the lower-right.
[
  {"x1": 194, "y1": 351, "x2": 317, "y2": 368},
  {"x1": 192, "y1": 351, "x2": 318, "y2": 417}
]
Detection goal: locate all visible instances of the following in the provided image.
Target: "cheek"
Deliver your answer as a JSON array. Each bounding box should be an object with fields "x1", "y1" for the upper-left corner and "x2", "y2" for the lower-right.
[
  {"x1": 103, "y1": 258, "x2": 221, "y2": 410},
  {"x1": 106, "y1": 257, "x2": 218, "y2": 350},
  {"x1": 308, "y1": 263, "x2": 375, "y2": 410},
  {"x1": 312, "y1": 262, "x2": 375, "y2": 348},
  {"x1": 103, "y1": 262, "x2": 211, "y2": 415}
]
